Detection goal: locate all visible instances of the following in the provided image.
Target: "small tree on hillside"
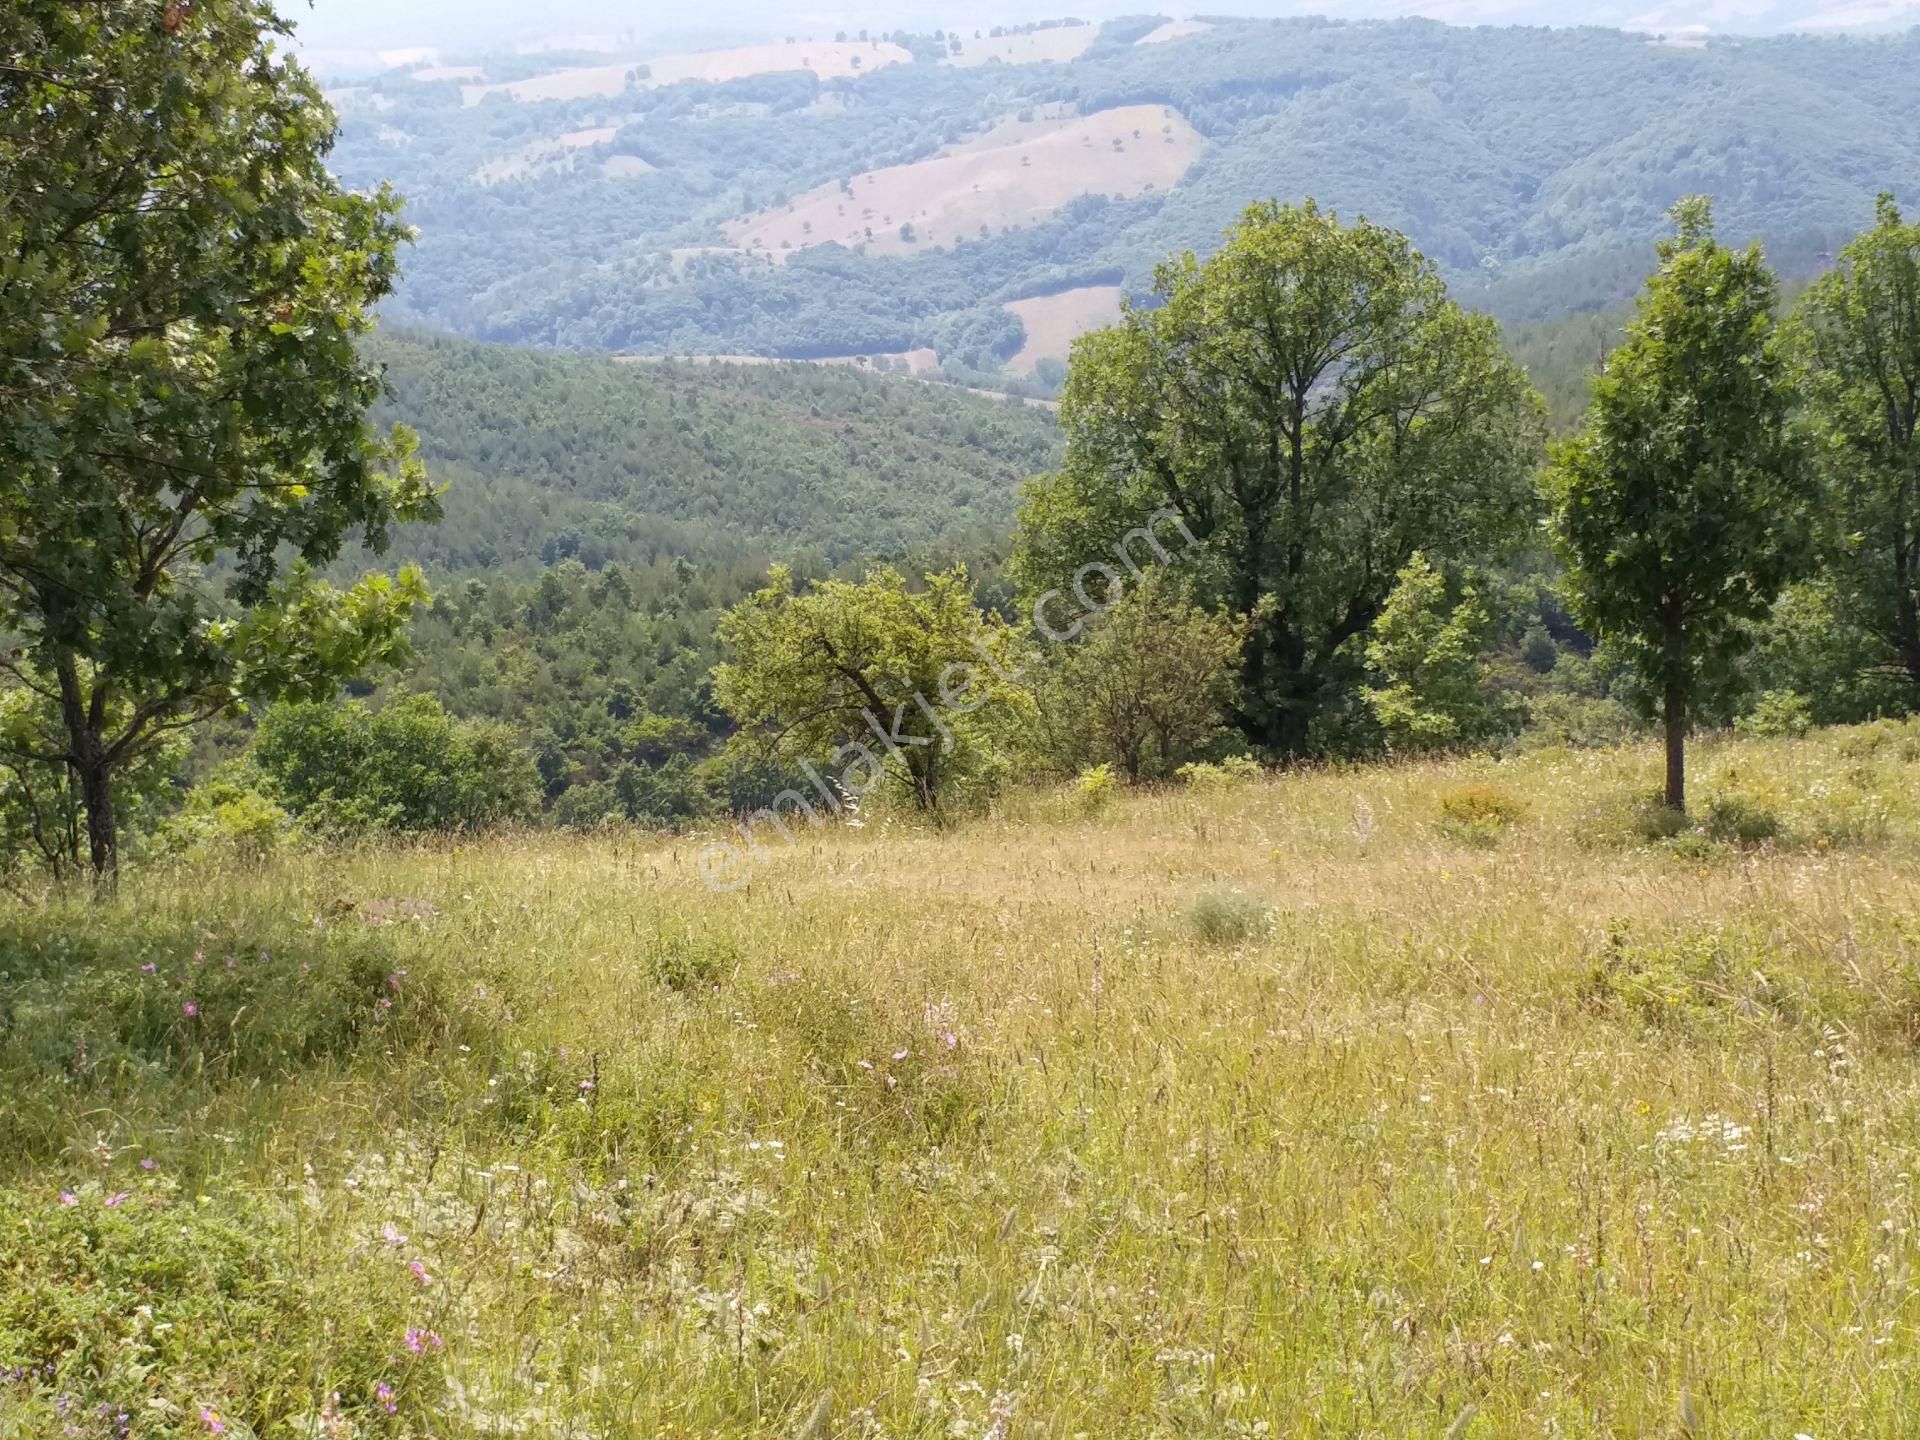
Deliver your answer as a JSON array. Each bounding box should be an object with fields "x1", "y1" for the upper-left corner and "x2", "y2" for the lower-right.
[
  {"x1": 712, "y1": 566, "x2": 1027, "y2": 814},
  {"x1": 0, "y1": 0, "x2": 438, "y2": 882},
  {"x1": 1363, "y1": 554, "x2": 1513, "y2": 754},
  {"x1": 1036, "y1": 570, "x2": 1245, "y2": 780},
  {"x1": 1545, "y1": 199, "x2": 1814, "y2": 813},
  {"x1": 1789, "y1": 194, "x2": 1920, "y2": 696}
]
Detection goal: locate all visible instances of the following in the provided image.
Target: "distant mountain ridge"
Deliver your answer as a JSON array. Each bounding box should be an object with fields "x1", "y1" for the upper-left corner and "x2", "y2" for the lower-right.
[{"x1": 324, "y1": 14, "x2": 1920, "y2": 376}]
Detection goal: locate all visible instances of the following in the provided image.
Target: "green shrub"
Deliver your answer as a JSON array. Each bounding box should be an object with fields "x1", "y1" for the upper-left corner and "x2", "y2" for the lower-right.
[
  {"x1": 1435, "y1": 781, "x2": 1528, "y2": 845},
  {"x1": 1580, "y1": 923, "x2": 1737, "y2": 1027},
  {"x1": 0, "y1": 1184, "x2": 443, "y2": 1438},
  {"x1": 1183, "y1": 890, "x2": 1271, "y2": 946},
  {"x1": 254, "y1": 695, "x2": 540, "y2": 836},
  {"x1": 1740, "y1": 690, "x2": 1814, "y2": 739},
  {"x1": 648, "y1": 929, "x2": 738, "y2": 993},
  {"x1": 1178, "y1": 756, "x2": 1263, "y2": 791},
  {"x1": 152, "y1": 770, "x2": 288, "y2": 867},
  {"x1": 1701, "y1": 791, "x2": 1783, "y2": 847},
  {"x1": 1628, "y1": 797, "x2": 1691, "y2": 843},
  {"x1": 1074, "y1": 764, "x2": 1119, "y2": 814}
]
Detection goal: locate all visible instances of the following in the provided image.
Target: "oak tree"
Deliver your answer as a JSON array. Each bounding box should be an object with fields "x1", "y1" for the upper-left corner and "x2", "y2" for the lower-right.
[{"x1": 0, "y1": 0, "x2": 438, "y2": 880}]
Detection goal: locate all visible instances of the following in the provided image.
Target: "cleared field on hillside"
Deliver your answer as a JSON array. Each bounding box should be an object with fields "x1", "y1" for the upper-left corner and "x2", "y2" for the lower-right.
[
  {"x1": 615, "y1": 347, "x2": 939, "y2": 373},
  {"x1": 1138, "y1": 18, "x2": 1215, "y2": 43},
  {"x1": 8, "y1": 728, "x2": 1920, "y2": 1433},
  {"x1": 944, "y1": 24, "x2": 1097, "y2": 66},
  {"x1": 460, "y1": 41, "x2": 910, "y2": 104},
  {"x1": 727, "y1": 105, "x2": 1204, "y2": 256},
  {"x1": 474, "y1": 125, "x2": 622, "y2": 184},
  {"x1": 1004, "y1": 283, "x2": 1125, "y2": 372}
]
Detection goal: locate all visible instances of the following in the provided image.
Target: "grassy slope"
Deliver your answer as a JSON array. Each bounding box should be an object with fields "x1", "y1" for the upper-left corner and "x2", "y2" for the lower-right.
[{"x1": 7, "y1": 725, "x2": 1920, "y2": 1433}]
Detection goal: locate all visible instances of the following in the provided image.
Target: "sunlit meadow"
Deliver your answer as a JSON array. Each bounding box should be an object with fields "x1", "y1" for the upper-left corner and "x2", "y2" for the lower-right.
[{"x1": 6, "y1": 723, "x2": 1920, "y2": 1438}]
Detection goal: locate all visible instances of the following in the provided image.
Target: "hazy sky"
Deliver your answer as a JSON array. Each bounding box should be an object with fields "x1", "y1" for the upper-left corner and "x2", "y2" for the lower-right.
[{"x1": 287, "y1": 0, "x2": 1919, "y2": 61}]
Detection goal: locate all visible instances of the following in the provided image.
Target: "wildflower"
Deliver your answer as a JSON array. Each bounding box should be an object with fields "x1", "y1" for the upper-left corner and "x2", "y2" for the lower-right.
[
  {"x1": 104, "y1": 1192, "x2": 128, "y2": 1208},
  {"x1": 200, "y1": 1408, "x2": 226, "y2": 1434},
  {"x1": 892, "y1": 1049, "x2": 909, "y2": 1062},
  {"x1": 854, "y1": 1058, "x2": 874, "y2": 1071},
  {"x1": 403, "y1": 1326, "x2": 443, "y2": 1353},
  {"x1": 388, "y1": 971, "x2": 407, "y2": 992},
  {"x1": 578, "y1": 1079, "x2": 594, "y2": 1093},
  {"x1": 182, "y1": 1002, "x2": 199, "y2": 1019},
  {"x1": 375, "y1": 997, "x2": 393, "y2": 1011},
  {"x1": 140, "y1": 963, "x2": 157, "y2": 975},
  {"x1": 382, "y1": 1223, "x2": 408, "y2": 1246},
  {"x1": 377, "y1": 1382, "x2": 397, "y2": 1415},
  {"x1": 58, "y1": 1191, "x2": 77, "y2": 1206},
  {"x1": 225, "y1": 957, "x2": 236, "y2": 970},
  {"x1": 140, "y1": 1159, "x2": 157, "y2": 1172},
  {"x1": 409, "y1": 1260, "x2": 432, "y2": 1287}
]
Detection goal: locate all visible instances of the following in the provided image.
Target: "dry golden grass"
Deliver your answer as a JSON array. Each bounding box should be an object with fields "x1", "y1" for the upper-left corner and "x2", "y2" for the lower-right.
[
  {"x1": 943, "y1": 26, "x2": 1098, "y2": 68},
  {"x1": 1137, "y1": 19, "x2": 1215, "y2": 45},
  {"x1": 9, "y1": 729, "x2": 1920, "y2": 1435},
  {"x1": 459, "y1": 41, "x2": 910, "y2": 106},
  {"x1": 1004, "y1": 285, "x2": 1126, "y2": 374}
]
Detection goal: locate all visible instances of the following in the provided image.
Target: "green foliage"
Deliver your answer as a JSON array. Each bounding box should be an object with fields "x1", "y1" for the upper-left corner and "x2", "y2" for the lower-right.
[
  {"x1": 713, "y1": 565, "x2": 1030, "y2": 813},
  {"x1": 1176, "y1": 755, "x2": 1264, "y2": 791},
  {"x1": 1365, "y1": 555, "x2": 1515, "y2": 754},
  {"x1": 1073, "y1": 763, "x2": 1120, "y2": 813},
  {"x1": 1015, "y1": 201, "x2": 1544, "y2": 757},
  {"x1": 366, "y1": 330, "x2": 1060, "y2": 573},
  {"x1": 1741, "y1": 690, "x2": 1816, "y2": 739},
  {"x1": 0, "y1": 0, "x2": 439, "y2": 877},
  {"x1": 1788, "y1": 192, "x2": 1920, "y2": 698},
  {"x1": 152, "y1": 769, "x2": 289, "y2": 868},
  {"x1": 0, "y1": 1183, "x2": 442, "y2": 1439},
  {"x1": 1182, "y1": 890, "x2": 1271, "y2": 946},
  {"x1": 1032, "y1": 569, "x2": 1245, "y2": 780},
  {"x1": 1434, "y1": 780, "x2": 1530, "y2": 846},
  {"x1": 1702, "y1": 790, "x2": 1784, "y2": 846},
  {"x1": 253, "y1": 695, "x2": 539, "y2": 835},
  {"x1": 1545, "y1": 199, "x2": 1817, "y2": 810}
]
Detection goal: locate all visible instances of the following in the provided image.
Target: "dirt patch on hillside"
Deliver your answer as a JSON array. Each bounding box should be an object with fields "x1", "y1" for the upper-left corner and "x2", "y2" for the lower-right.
[
  {"x1": 1138, "y1": 20, "x2": 1214, "y2": 44},
  {"x1": 461, "y1": 41, "x2": 909, "y2": 105},
  {"x1": 725, "y1": 105, "x2": 1202, "y2": 257},
  {"x1": 943, "y1": 26, "x2": 1095, "y2": 67},
  {"x1": 476, "y1": 126, "x2": 622, "y2": 184},
  {"x1": 1004, "y1": 285, "x2": 1125, "y2": 374}
]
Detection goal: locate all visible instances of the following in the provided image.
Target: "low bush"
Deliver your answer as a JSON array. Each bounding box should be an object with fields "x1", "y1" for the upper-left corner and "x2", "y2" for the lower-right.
[
  {"x1": 0, "y1": 1183, "x2": 444, "y2": 1439},
  {"x1": 1701, "y1": 791, "x2": 1783, "y2": 847},
  {"x1": 1074, "y1": 764, "x2": 1119, "y2": 814},
  {"x1": 1177, "y1": 756, "x2": 1263, "y2": 791},
  {"x1": 1183, "y1": 890, "x2": 1271, "y2": 946},
  {"x1": 1434, "y1": 780, "x2": 1529, "y2": 846}
]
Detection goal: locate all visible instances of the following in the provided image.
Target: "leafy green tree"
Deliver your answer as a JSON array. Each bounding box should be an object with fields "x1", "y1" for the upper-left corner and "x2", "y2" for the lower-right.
[
  {"x1": 1544, "y1": 199, "x2": 1814, "y2": 812},
  {"x1": 1364, "y1": 555, "x2": 1513, "y2": 754},
  {"x1": 713, "y1": 565, "x2": 1027, "y2": 814},
  {"x1": 0, "y1": 0, "x2": 438, "y2": 881},
  {"x1": 252, "y1": 696, "x2": 539, "y2": 834},
  {"x1": 1034, "y1": 570, "x2": 1245, "y2": 780},
  {"x1": 1789, "y1": 194, "x2": 1920, "y2": 698},
  {"x1": 1012, "y1": 201, "x2": 1543, "y2": 757}
]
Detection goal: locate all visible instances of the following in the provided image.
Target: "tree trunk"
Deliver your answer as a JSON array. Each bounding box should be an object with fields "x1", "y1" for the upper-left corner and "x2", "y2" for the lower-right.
[
  {"x1": 52, "y1": 648, "x2": 117, "y2": 890},
  {"x1": 75, "y1": 750, "x2": 117, "y2": 886},
  {"x1": 1663, "y1": 680, "x2": 1687, "y2": 815}
]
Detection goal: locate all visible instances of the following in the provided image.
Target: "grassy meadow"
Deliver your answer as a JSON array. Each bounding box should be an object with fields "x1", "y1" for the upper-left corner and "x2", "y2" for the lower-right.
[{"x1": 6, "y1": 725, "x2": 1920, "y2": 1438}]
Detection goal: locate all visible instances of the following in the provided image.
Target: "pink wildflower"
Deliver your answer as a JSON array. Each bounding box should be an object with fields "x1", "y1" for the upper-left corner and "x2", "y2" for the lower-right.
[
  {"x1": 140, "y1": 1158, "x2": 157, "y2": 1172},
  {"x1": 182, "y1": 1002, "x2": 199, "y2": 1019},
  {"x1": 403, "y1": 1326, "x2": 443, "y2": 1354},
  {"x1": 200, "y1": 1407, "x2": 225, "y2": 1434},
  {"x1": 104, "y1": 1192, "x2": 128, "y2": 1208},
  {"x1": 140, "y1": 963, "x2": 157, "y2": 975},
  {"x1": 382, "y1": 1223, "x2": 408, "y2": 1246},
  {"x1": 58, "y1": 1191, "x2": 76, "y2": 1206},
  {"x1": 408, "y1": 1260, "x2": 431, "y2": 1287},
  {"x1": 377, "y1": 1382, "x2": 397, "y2": 1415}
]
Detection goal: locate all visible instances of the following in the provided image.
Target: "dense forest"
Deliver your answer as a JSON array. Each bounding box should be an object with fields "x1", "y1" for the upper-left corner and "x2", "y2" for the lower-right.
[{"x1": 324, "y1": 16, "x2": 1920, "y2": 367}]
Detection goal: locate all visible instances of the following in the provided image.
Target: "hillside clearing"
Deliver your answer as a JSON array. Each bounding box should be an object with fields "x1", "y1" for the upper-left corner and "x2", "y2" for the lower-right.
[
  {"x1": 943, "y1": 24, "x2": 1097, "y2": 66},
  {"x1": 1004, "y1": 284, "x2": 1126, "y2": 372},
  {"x1": 7, "y1": 730, "x2": 1920, "y2": 1432},
  {"x1": 725, "y1": 105, "x2": 1204, "y2": 257},
  {"x1": 1138, "y1": 18, "x2": 1215, "y2": 43},
  {"x1": 474, "y1": 126, "x2": 621, "y2": 184},
  {"x1": 459, "y1": 41, "x2": 911, "y2": 105}
]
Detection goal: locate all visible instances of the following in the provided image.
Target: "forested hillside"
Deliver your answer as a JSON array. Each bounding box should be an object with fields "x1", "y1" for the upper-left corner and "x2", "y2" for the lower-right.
[
  {"x1": 363, "y1": 330, "x2": 1061, "y2": 573},
  {"x1": 325, "y1": 16, "x2": 1920, "y2": 371}
]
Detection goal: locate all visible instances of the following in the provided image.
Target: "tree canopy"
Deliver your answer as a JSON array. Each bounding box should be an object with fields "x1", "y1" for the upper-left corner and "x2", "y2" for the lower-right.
[
  {"x1": 1013, "y1": 200, "x2": 1544, "y2": 755},
  {"x1": 0, "y1": 0, "x2": 438, "y2": 878},
  {"x1": 1545, "y1": 198, "x2": 1815, "y2": 811}
]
